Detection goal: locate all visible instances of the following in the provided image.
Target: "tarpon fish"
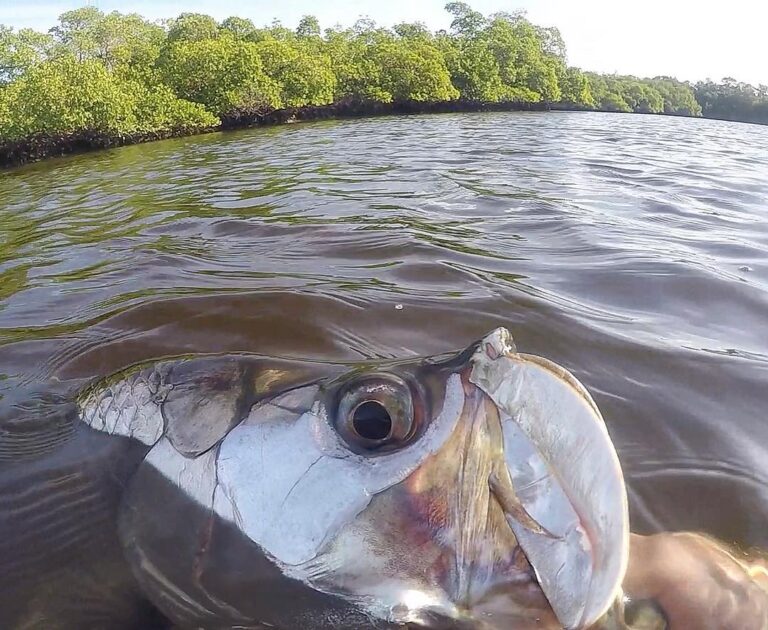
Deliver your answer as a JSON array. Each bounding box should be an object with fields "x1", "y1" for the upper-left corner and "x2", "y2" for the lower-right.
[{"x1": 0, "y1": 328, "x2": 629, "y2": 629}]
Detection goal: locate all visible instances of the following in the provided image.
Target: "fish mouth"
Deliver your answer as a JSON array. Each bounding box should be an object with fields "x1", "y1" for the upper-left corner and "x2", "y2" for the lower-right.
[
  {"x1": 397, "y1": 369, "x2": 551, "y2": 626},
  {"x1": 398, "y1": 328, "x2": 628, "y2": 629}
]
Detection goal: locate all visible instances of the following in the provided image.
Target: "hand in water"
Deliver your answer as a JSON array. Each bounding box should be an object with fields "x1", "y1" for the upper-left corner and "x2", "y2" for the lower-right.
[{"x1": 623, "y1": 532, "x2": 768, "y2": 630}]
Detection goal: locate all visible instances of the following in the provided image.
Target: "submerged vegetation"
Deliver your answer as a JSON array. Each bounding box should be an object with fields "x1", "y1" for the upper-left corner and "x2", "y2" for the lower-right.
[{"x1": 0, "y1": 3, "x2": 766, "y2": 165}]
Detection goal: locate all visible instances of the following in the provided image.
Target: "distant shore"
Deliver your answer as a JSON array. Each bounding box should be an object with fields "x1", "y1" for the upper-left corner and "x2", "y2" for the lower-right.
[
  {"x1": 1, "y1": 99, "x2": 750, "y2": 170},
  {"x1": 3, "y1": 6, "x2": 764, "y2": 169}
]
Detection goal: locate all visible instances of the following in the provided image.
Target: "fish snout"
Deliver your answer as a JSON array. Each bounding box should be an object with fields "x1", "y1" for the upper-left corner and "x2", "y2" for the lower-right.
[
  {"x1": 460, "y1": 327, "x2": 630, "y2": 629},
  {"x1": 398, "y1": 364, "x2": 557, "y2": 627},
  {"x1": 395, "y1": 327, "x2": 628, "y2": 627}
]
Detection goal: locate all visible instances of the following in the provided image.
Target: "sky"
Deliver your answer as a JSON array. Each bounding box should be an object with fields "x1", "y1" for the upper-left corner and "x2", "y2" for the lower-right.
[{"x1": 1, "y1": 0, "x2": 766, "y2": 85}]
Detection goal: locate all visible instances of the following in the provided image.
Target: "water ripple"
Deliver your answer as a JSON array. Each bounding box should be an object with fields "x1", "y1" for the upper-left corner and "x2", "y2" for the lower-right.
[{"x1": 1, "y1": 111, "x2": 768, "y2": 543}]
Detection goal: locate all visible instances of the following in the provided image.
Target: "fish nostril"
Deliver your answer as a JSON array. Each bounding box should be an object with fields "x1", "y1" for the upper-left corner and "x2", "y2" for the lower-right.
[{"x1": 352, "y1": 401, "x2": 392, "y2": 440}]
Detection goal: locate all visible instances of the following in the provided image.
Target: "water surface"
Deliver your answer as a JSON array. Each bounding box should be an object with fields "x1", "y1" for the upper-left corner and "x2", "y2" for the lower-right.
[{"x1": 1, "y1": 111, "x2": 768, "y2": 547}]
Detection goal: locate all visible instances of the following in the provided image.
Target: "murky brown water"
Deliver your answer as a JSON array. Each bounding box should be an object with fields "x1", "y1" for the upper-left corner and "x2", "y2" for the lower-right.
[{"x1": 1, "y1": 111, "x2": 768, "y2": 548}]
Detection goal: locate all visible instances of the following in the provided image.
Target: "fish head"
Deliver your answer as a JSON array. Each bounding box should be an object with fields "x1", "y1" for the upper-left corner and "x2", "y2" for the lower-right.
[
  {"x1": 110, "y1": 329, "x2": 628, "y2": 629},
  {"x1": 295, "y1": 327, "x2": 629, "y2": 629}
]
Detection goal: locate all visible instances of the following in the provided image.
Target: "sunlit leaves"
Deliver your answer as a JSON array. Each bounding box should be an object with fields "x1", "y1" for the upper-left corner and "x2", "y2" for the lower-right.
[
  {"x1": 167, "y1": 13, "x2": 219, "y2": 43},
  {"x1": 220, "y1": 17, "x2": 257, "y2": 40},
  {"x1": 48, "y1": 8, "x2": 165, "y2": 82},
  {"x1": 0, "y1": 57, "x2": 215, "y2": 140},
  {"x1": 0, "y1": 58, "x2": 135, "y2": 138},
  {"x1": 131, "y1": 84, "x2": 218, "y2": 133},
  {"x1": 253, "y1": 39, "x2": 335, "y2": 107},
  {"x1": 445, "y1": 2, "x2": 487, "y2": 36},
  {"x1": 296, "y1": 16, "x2": 321, "y2": 39},
  {"x1": 159, "y1": 37, "x2": 282, "y2": 115},
  {"x1": 371, "y1": 36, "x2": 459, "y2": 102},
  {"x1": 0, "y1": 26, "x2": 54, "y2": 84},
  {"x1": 559, "y1": 67, "x2": 594, "y2": 107}
]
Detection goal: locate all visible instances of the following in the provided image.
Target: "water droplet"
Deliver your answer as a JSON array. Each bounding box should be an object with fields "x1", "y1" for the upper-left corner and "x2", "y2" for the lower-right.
[{"x1": 394, "y1": 304, "x2": 404, "y2": 310}]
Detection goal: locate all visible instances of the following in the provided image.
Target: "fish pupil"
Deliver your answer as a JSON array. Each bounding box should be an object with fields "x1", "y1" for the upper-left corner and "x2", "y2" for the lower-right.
[{"x1": 352, "y1": 401, "x2": 392, "y2": 440}]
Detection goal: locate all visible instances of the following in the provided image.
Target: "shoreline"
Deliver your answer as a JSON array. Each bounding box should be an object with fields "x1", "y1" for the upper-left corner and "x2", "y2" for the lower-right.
[{"x1": 0, "y1": 99, "x2": 761, "y2": 170}]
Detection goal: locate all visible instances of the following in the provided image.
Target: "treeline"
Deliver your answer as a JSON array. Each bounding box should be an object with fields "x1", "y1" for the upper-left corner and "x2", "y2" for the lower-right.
[
  {"x1": 694, "y1": 79, "x2": 768, "y2": 125},
  {"x1": 0, "y1": 3, "x2": 765, "y2": 162}
]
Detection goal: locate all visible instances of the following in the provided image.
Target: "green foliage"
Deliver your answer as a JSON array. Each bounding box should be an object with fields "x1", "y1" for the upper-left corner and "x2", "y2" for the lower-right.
[
  {"x1": 1, "y1": 1, "x2": 767, "y2": 154},
  {"x1": 0, "y1": 56, "x2": 215, "y2": 140},
  {"x1": 485, "y1": 13, "x2": 562, "y2": 102},
  {"x1": 649, "y1": 78, "x2": 701, "y2": 116},
  {"x1": 622, "y1": 82, "x2": 664, "y2": 114},
  {"x1": 96, "y1": 13, "x2": 166, "y2": 75},
  {"x1": 160, "y1": 37, "x2": 281, "y2": 115},
  {"x1": 0, "y1": 26, "x2": 53, "y2": 84},
  {"x1": 254, "y1": 39, "x2": 335, "y2": 107},
  {"x1": 372, "y1": 37, "x2": 459, "y2": 102},
  {"x1": 445, "y1": 2, "x2": 487, "y2": 36},
  {"x1": 602, "y1": 92, "x2": 632, "y2": 113},
  {"x1": 322, "y1": 25, "x2": 388, "y2": 101},
  {"x1": 131, "y1": 84, "x2": 218, "y2": 133},
  {"x1": 393, "y1": 22, "x2": 431, "y2": 41},
  {"x1": 167, "y1": 13, "x2": 219, "y2": 43},
  {"x1": 559, "y1": 67, "x2": 594, "y2": 107},
  {"x1": 262, "y1": 20, "x2": 295, "y2": 42},
  {"x1": 219, "y1": 17, "x2": 257, "y2": 40},
  {"x1": 440, "y1": 11, "x2": 564, "y2": 103},
  {"x1": 48, "y1": 6, "x2": 103, "y2": 62},
  {"x1": 586, "y1": 75, "x2": 632, "y2": 112},
  {"x1": 0, "y1": 86, "x2": 10, "y2": 129},
  {"x1": 321, "y1": 23, "x2": 457, "y2": 103},
  {"x1": 583, "y1": 74, "x2": 703, "y2": 116},
  {"x1": 0, "y1": 57, "x2": 135, "y2": 139},
  {"x1": 296, "y1": 16, "x2": 321, "y2": 39},
  {"x1": 694, "y1": 79, "x2": 764, "y2": 123},
  {"x1": 438, "y1": 35, "x2": 505, "y2": 102},
  {"x1": 48, "y1": 8, "x2": 165, "y2": 84}
]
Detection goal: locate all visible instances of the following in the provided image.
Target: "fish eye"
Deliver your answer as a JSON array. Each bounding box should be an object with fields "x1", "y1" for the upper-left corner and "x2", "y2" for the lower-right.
[
  {"x1": 335, "y1": 374, "x2": 416, "y2": 453},
  {"x1": 352, "y1": 401, "x2": 392, "y2": 440}
]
